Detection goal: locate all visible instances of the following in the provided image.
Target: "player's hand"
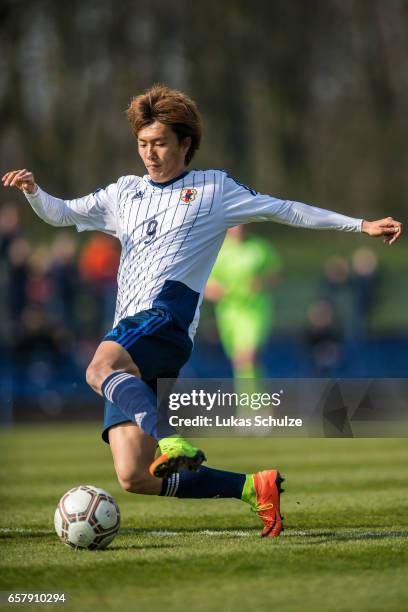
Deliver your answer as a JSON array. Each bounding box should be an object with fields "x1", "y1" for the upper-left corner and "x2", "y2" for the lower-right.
[
  {"x1": 204, "y1": 279, "x2": 226, "y2": 301},
  {"x1": 362, "y1": 217, "x2": 402, "y2": 245},
  {"x1": 2, "y1": 169, "x2": 37, "y2": 194}
]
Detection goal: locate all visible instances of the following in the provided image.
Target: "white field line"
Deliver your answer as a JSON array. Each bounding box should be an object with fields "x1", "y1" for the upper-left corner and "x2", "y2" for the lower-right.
[
  {"x1": 1, "y1": 527, "x2": 407, "y2": 538},
  {"x1": 149, "y1": 529, "x2": 255, "y2": 537},
  {"x1": 0, "y1": 528, "x2": 53, "y2": 534},
  {"x1": 0, "y1": 527, "x2": 255, "y2": 537}
]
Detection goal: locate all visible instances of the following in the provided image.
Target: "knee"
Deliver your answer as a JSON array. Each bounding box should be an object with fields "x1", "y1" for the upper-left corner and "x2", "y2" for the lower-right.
[
  {"x1": 86, "y1": 360, "x2": 113, "y2": 394},
  {"x1": 116, "y1": 466, "x2": 151, "y2": 494},
  {"x1": 119, "y1": 478, "x2": 141, "y2": 494}
]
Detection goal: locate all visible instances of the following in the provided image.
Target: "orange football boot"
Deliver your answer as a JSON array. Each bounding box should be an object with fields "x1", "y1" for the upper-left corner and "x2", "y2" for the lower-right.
[{"x1": 253, "y1": 469, "x2": 285, "y2": 538}]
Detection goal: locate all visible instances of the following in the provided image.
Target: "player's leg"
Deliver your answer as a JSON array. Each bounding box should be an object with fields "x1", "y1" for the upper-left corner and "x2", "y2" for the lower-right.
[
  {"x1": 107, "y1": 421, "x2": 283, "y2": 536},
  {"x1": 231, "y1": 311, "x2": 267, "y2": 379},
  {"x1": 108, "y1": 420, "x2": 284, "y2": 537},
  {"x1": 102, "y1": 371, "x2": 284, "y2": 538},
  {"x1": 159, "y1": 463, "x2": 284, "y2": 538},
  {"x1": 217, "y1": 304, "x2": 268, "y2": 379},
  {"x1": 86, "y1": 339, "x2": 141, "y2": 393},
  {"x1": 86, "y1": 338, "x2": 174, "y2": 439},
  {"x1": 232, "y1": 346, "x2": 258, "y2": 379},
  {"x1": 108, "y1": 422, "x2": 161, "y2": 494},
  {"x1": 215, "y1": 305, "x2": 254, "y2": 378},
  {"x1": 91, "y1": 309, "x2": 285, "y2": 538},
  {"x1": 88, "y1": 309, "x2": 205, "y2": 475},
  {"x1": 103, "y1": 398, "x2": 248, "y2": 500},
  {"x1": 208, "y1": 309, "x2": 284, "y2": 535}
]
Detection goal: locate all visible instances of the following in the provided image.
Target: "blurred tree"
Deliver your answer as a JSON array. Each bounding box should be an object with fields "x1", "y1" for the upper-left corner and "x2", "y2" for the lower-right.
[{"x1": 1, "y1": 0, "x2": 407, "y2": 222}]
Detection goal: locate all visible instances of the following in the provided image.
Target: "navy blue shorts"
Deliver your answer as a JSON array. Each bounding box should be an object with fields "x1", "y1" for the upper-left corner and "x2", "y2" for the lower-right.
[{"x1": 101, "y1": 307, "x2": 193, "y2": 443}]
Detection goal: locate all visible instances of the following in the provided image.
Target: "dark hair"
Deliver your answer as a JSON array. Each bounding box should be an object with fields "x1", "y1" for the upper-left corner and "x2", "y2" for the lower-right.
[{"x1": 126, "y1": 84, "x2": 203, "y2": 165}]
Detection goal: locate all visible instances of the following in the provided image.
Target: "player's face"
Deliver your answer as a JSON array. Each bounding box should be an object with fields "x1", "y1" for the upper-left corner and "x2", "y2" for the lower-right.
[{"x1": 137, "y1": 122, "x2": 190, "y2": 183}]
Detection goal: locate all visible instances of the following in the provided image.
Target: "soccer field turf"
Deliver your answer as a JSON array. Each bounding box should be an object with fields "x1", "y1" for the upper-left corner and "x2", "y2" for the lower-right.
[{"x1": 0, "y1": 425, "x2": 407, "y2": 612}]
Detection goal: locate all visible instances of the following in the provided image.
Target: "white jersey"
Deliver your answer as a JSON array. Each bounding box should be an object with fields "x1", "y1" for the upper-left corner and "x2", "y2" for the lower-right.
[{"x1": 25, "y1": 169, "x2": 362, "y2": 338}]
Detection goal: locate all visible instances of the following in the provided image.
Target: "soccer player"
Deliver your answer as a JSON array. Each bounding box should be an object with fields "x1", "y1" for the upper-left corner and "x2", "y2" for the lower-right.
[
  {"x1": 2, "y1": 85, "x2": 402, "y2": 538},
  {"x1": 206, "y1": 224, "x2": 281, "y2": 380}
]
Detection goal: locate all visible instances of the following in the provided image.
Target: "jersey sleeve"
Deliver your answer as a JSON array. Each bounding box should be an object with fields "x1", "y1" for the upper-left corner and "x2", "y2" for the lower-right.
[
  {"x1": 25, "y1": 183, "x2": 119, "y2": 236},
  {"x1": 221, "y1": 174, "x2": 363, "y2": 232}
]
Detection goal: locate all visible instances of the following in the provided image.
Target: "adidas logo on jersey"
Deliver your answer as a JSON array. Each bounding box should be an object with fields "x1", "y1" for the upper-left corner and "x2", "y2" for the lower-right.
[{"x1": 133, "y1": 190, "x2": 145, "y2": 200}]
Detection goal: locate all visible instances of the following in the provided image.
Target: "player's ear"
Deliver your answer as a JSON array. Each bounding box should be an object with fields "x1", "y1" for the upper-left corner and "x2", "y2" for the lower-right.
[{"x1": 181, "y1": 136, "x2": 191, "y2": 152}]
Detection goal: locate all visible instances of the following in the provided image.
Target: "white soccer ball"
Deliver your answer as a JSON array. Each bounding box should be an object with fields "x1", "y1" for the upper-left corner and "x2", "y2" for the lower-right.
[{"x1": 54, "y1": 485, "x2": 120, "y2": 550}]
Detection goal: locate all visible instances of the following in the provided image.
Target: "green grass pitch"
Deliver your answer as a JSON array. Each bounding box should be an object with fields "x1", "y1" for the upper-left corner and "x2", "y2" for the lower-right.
[{"x1": 1, "y1": 425, "x2": 407, "y2": 612}]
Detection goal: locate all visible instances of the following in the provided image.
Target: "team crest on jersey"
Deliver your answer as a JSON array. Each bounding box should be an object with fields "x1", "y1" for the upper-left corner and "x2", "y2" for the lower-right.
[{"x1": 179, "y1": 188, "x2": 197, "y2": 204}]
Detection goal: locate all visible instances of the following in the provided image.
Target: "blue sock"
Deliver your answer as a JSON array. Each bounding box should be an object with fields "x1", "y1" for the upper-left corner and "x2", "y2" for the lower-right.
[
  {"x1": 101, "y1": 372, "x2": 175, "y2": 440},
  {"x1": 160, "y1": 466, "x2": 246, "y2": 499}
]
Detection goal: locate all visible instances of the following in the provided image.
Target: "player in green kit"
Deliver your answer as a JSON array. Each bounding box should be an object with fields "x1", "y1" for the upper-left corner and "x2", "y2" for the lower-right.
[{"x1": 206, "y1": 225, "x2": 281, "y2": 379}]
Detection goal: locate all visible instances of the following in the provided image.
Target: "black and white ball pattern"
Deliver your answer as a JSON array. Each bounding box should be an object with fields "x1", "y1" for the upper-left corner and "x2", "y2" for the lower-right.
[{"x1": 54, "y1": 485, "x2": 120, "y2": 550}]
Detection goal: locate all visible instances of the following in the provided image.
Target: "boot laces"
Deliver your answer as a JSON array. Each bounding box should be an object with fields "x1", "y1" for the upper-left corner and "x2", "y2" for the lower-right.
[{"x1": 251, "y1": 502, "x2": 275, "y2": 523}]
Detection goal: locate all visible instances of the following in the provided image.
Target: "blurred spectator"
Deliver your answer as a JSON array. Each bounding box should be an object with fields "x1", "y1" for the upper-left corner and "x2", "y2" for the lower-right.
[
  {"x1": 320, "y1": 255, "x2": 350, "y2": 320},
  {"x1": 14, "y1": 304, "x2": 67, "y2": 367},
  {"x1": 0, "y1": 202, "x2": 21, "y2": 256},
  {"x1": 12, "y1": 304, "x2": 76, "y2": 399},
  {"x1": 350, "y1": 248, "x2": 380, "y2": 338},
  {"x1": 1, "y1": 212, "x2": 121, "y2": 380},
  {"x1": 48, "y1": 232, "x2": 80, "y2": 329},
  {"x1": 311, "y1": 250, "x2": 381, "y2": 368},
  {"x1": 0, "y1": 203, "x2": 30, "y2": 344},
  {"x1": 305, "y1": 299, "x2": 342, "y2": 376},
  {"x1": 78, "y1": 235, "x2": 120, "y2": 332},
  {"x1": 6, "y1": 237, "x2": 31, "y2": 324},
  {"x1": 25, "y1": 246, "x2": 53, "y2": 306}
]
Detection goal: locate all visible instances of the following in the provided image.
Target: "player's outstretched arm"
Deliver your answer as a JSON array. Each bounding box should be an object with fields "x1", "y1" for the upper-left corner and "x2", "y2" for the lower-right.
[
  {"x1": 221, "y1": 175, "x2": 403, "y2": 247},
  {"x1": 2, "y1": 168, "x2": 74, "y2": 228},
  {"x1": 2, "y1": 169, "x2": 38, "y2": 194},
  {"x1": 362, "y1": 218, "x2": 402, "y2": 245},
  {"x1": 2, "y1": 168, "x2": 117, "y2": 236}
]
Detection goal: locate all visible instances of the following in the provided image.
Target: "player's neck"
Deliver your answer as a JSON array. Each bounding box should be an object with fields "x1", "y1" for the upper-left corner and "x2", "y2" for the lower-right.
[
  {"x1": 148, "y1": 168, "x2": 189, "y2": 188},
  {"x1": 147, "y1": 162, "x2": 188, "y2": 185}
]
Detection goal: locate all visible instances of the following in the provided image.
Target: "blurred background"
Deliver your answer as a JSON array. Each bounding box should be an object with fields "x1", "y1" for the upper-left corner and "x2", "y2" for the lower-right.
[{"x1": 1, "y1": 0, "x2": 407, "y2": 425}]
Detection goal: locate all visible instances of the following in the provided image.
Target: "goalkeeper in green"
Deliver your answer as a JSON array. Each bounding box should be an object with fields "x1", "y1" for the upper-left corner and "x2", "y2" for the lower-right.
[{"x1": 206, "y1": 225, "x2": 281, "y2": 379}]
